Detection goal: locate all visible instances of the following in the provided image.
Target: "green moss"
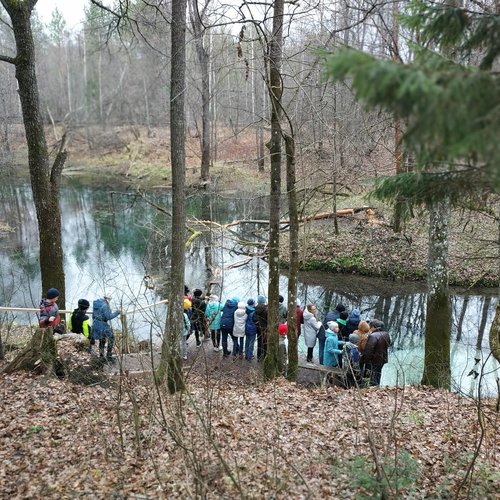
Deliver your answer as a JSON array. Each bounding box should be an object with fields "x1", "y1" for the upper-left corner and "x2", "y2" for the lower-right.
[{"x1": 301, "y1": 255, "x2": 366, "y2": 273}]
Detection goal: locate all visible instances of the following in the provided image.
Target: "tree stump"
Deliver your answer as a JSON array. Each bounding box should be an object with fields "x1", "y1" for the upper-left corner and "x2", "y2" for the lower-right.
[{"x1": 3, "y1": 327, "x2": 58, "y2": 375}]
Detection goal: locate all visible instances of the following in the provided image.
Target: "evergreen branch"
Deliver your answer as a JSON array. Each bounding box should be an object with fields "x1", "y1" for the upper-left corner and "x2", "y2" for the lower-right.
[{"x1": 371, "y1": 170, "x2": 496, "y2": 209}]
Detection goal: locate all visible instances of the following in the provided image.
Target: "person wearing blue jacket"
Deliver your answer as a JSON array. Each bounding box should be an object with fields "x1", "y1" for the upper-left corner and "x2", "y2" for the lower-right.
[
  {"x1": 205, "y1": 294, "x2": 223, "y2": 351},
  {"x1": 92, "y1": 294, "x2": 120, "y2": 362},
  {"x1": 244, "y1": 299, "x2": 257, "y2": 360},
  {"x1": 346, "y1": 308, "x2": 361, "y2": 336},
  {"x1": 323, "y1": 320, "x2": 344, "y2": 367},
  {"x1": 220, "y1": 297, "x2": 239, "y2": 357}
]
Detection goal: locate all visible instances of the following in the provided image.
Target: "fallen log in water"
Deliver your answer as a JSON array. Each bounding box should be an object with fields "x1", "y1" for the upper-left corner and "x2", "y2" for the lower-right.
[{"x1": 192, "y1": 207, "x2": 374, "y2": 228}]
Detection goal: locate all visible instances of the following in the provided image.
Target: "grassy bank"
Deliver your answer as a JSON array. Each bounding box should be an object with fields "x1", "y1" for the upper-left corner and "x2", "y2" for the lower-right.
[{"x1": 280, "y1": 209, "x2": 499, "y2": 288}]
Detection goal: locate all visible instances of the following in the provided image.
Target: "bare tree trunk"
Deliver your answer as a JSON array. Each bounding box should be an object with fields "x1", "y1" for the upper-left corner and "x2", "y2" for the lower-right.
[
  {"x1": 490, "y1": 214, "x2": 500, "y2": 362},
  {"x1": 422, "y1": 201, "x2": 451, "y2": 388},
  {"x1": 263, "y1": 0, "x2": 284, "y2": 380},
  {"x1": 490, "y1": 304, "x2": 500, "y2": 363},
  {"x1": 455, "y1": 296, "x2": 468, "y2": 342},
  {"x1": 189, "y1": 0, "x2": 211, "y2": 183},
  {"x1": 285, "y1": 133, "x2": 299, "y2": 381},
  {"x1": 1, "y1": 0, "x2": 67, "y2": 308},
  {"x1": 157, "y1": 0, "x2": 187, "y2": 393}
]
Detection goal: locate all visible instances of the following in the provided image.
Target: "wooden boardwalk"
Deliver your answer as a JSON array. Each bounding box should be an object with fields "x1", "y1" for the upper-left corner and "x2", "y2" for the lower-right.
[{"x1": 104, "y1": 341, "x2": 346, "y2": 388}]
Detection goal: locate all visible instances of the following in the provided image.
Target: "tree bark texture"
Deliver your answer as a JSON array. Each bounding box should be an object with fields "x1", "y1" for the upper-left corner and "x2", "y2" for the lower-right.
[
  {"x1": 2, "y1": 0, "x2": 66, "y2": 307},
  {"x1": 285, "y1": 133, "x2": 299, "y2": 381},
  {"x1": 263, "y1": 0, "x2": 284, "y2": 381},
  {"x1": 189, "y1": 0, "x2": 211, "y2": 182},
  {"x1": 157, "y1": 0, "x2": 187, "y2": 393},
  {"x1": 490, "y1": 303, "x2": 500, "y2": 363},
  {"x1": 3, "y1": 327, "x2": 57, "y2": 375},
  {"x1": 422, "y1": 200, "x2": 451, "y2": 389}
]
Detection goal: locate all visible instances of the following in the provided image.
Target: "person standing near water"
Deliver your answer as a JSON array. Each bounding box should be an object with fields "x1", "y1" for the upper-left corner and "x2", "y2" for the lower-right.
[{"x1": 92, "y1": 293, "x2": 120, "y2": 363}]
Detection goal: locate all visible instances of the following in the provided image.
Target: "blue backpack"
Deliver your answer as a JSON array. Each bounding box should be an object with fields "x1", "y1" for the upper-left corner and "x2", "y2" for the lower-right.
[{"x1": 348, "y1": 345, "x2": 360, "y2": 366}]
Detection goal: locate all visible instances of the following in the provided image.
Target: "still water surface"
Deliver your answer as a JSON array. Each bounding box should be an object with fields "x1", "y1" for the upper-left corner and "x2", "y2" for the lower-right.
[{"x1": 0, "y1": 178, "x2": 498, "y2": 395}]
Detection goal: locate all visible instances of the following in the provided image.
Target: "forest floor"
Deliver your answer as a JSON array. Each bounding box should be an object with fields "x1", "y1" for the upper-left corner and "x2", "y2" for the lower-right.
[
  {"x1": 0, "y1": 336, "x2": 499, "y2": 499},
  {"x1": 2, "y1": 124, "x2": 499, "y2": 288}
]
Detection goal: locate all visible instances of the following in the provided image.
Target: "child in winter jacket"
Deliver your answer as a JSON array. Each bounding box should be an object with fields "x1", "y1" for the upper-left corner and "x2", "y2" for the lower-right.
[
  {"x1": 323, "y1": 321, "x2": 344, "y2": 367},
  {"x1": 68, "y1": 298, "x2": 93, "y2": 351},
  {"x1": 233, "y1": 301, "x2": 247, "y2": 358},
  {"x1": 39, "y1": 288, "x2": 64, "y2": 334}
]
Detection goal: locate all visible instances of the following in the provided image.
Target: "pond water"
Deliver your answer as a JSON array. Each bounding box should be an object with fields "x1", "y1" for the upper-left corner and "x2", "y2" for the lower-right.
[{"x1": 0, "y1": 177, "x2": 498, "y2": 396}]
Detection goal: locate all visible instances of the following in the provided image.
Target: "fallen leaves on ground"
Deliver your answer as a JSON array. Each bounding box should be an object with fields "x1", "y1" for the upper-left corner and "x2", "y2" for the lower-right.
[{"x1": 0, "y1": 368, "x2": 498, "y2": 499}]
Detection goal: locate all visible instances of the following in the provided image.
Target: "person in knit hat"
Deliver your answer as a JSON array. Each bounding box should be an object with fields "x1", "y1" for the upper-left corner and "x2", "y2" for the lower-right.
[
  {"x1": 323, "y1": 320, "x2": 344, "y2": 367},
  {"x1": 39, "y1": 288, "x2": 64, "y2": 334},
  {"x1": 68, "y1": 298, "x2": 93, "y2": 350}
]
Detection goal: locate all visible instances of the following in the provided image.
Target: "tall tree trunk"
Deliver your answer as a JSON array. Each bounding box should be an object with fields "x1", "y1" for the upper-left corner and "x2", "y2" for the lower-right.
[
  {"x1": 490, "y1": 304, "x2": 500, "y2": 363},
  {"x1": 157, "y1": 0, "x2": 187, "y2": 393},
  {"x1": 489, "y1": 214, "x2": 500, "y2": 362},
  {"x1": 263, "y1": 0, "x2": 284, "y2": 381},
  {"x1": 456, "y1": 295, "x2": 469, "y2": 342},
  {"x1": 391, "y1": 0, "x2": 405, "y2": 233},
  {"x1": 422, "y1": 201, "x2": 451, "y2": 388},
  {"x1": 189, "y1": 0, "x2": 211, "y2": 183},
  {"x1": 285, "y1": 134, "x2": 299, "y2": 381},
  {"x1": 1, "y1": 0, "x2": 66, "y2": 308}
]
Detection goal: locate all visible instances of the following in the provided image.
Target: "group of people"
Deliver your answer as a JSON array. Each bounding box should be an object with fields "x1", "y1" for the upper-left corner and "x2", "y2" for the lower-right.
[
  {"x1": 182, "y1": 288, "x2": 391, "y2": 386},
  {"x1": 39, "y1": 288, "x2": 120, "y2": 363},
  {"x1": 302, "y1": 302, "x2": 391, "y2": 386},
  {"x1": 39, "y1": 286, "x2": 391, "y2": 383}
]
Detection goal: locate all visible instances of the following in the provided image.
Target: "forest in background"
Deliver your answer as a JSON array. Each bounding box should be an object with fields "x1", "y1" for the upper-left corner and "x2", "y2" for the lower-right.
[
  {"x1": 0, "y1": 0, "x2": 394, "y2": 181},
  {"x1": 0, "y1": 0, "x2": 499, "y2": 496}
]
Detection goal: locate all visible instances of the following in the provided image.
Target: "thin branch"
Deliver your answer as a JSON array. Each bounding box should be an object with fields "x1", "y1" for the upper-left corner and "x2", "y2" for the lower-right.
[{"x1": 0, "y1": 54, "x2": 16, "y2": 65}]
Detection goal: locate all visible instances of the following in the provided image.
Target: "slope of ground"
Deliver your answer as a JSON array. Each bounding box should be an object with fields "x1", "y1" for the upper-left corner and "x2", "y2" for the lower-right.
[{"x1": 0, "y1": 344, "x2": 498, "y2": 499}]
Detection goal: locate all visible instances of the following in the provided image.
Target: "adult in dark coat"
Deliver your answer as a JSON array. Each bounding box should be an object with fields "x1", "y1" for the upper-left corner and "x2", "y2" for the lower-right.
[
  {"x1": 191, "y1": 289, "x2": 207, "y2": 346},
  {"x1": 362, "y1": 319, "x2": 391, "y2": 386},
  {"x1": 345, "y1": 308, "x2": 361, "y2": 336},
  {"x1": 254, "y1": 295, "x2": 268, "y2": 362},
  {"x1": 220, "y1": 297, "x2": 239, "y2": 357},
  {"x1": 322, "y1": 303, "x2": 346, "y2": 329}
]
